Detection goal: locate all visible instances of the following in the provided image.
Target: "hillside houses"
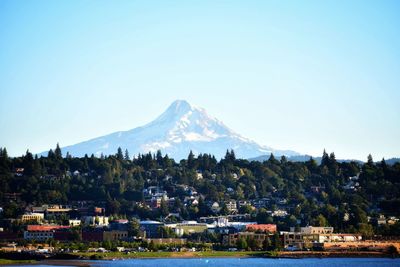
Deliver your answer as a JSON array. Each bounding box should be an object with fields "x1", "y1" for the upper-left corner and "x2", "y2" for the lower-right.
[{"x1": 1, "y1": 146, "x2": 400, "y2": 254}]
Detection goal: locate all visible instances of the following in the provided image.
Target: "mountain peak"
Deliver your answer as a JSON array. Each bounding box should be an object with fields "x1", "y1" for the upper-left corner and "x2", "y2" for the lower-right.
[
  {"x1": 170, "y1": 99, "x2": 192, "y2": 108},
  {"x1": 150, "y1": 100, "x2": 195, "y2": 126},
  {"x1": 52, "y1": 100, "x2": 300, "y2": 159},
  {"x1": 167, "y1": 99, "x2": 193, "y2": 113}
]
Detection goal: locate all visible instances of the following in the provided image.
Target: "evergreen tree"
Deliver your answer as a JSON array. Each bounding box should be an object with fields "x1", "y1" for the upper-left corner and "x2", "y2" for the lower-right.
[
  {"x1": 219, "y1": 203, "x2": 229, "y2": 215},
  {"x1": 116, "y1": 147, "x2": 124, "y2": 161},
  {"x1": 197, "y1": 197, "x2": 210, "y2": 217},
  {"x1": 230, "y1": 149, "x2": 236, "y2": 161},
  {"x1": 256, "y1": 208, "x2": 269, "y2": 224},
  {"x1": 159, "y1": 198, "x2": 169, "y2": 217},
  {"x1": 156, "y1": 150, "x2": 163, "y2": 166},
  {"x1": 224, "y1": 149, "x2": 236, "y2": 162},
  {"x1": 271, "y1": 232, "x2": 282, "y2": 250},
  {"x1": 321, "y1": 149, "x2": 329, "y2": 166},
  {"x1": 187, "y1": 150, "x2": 195, "y2": 169},
  {"x1": 306, "y1": 157, "x2": 318, "y2": 172},
  {"x1": 23, "y1": 150, "x2": 35, "y2": 176},
  {"x1": 1, "y1": 148, "x2": 8, "y2": 159},
  {"x1": 367, "y1": 154, "x2": 374, "y2": 166},
  {"x1": 380, "y1": 158, "x2": 387, "y2": 169},
  {"x1": 124, "y1": 149, "x2": 130, "y2": 161},
  {"x1": 263, "y1": 236, "x2": 272, "y2": 251},
  {"x1": 48, "y1": 149, "x2": 55, "y2": 159},
  {"x1": 55, "y1": 143, "x2": 62, "y2": 159},
  {"x1": 128, "y1": 218, "x2": 140, "y2": 237},
  {"x1": 280, "y1": 155, "x2": 287, "y2": 164},
  {"x1": 268, "y1": 153, "x2": 279, "y2": 165}
]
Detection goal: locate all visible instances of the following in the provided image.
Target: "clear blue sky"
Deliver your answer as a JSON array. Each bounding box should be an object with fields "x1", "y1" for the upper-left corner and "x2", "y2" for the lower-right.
[{"x1": 1, "y1": 0, "x2": 399, "y2": 160}]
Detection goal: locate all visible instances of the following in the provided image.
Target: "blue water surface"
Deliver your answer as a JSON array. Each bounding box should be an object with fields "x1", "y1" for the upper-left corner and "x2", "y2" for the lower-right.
[{"x1": 90, "y1": 258, "x2": 400, "y2": 267}]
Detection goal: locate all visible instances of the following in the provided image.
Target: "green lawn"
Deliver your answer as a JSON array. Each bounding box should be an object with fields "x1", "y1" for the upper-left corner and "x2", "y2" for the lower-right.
[{"x1": 0, "y1": 259, "x2": 36, "y2": 265}]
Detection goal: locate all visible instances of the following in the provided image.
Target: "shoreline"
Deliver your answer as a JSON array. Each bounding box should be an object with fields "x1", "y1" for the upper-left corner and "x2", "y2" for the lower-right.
[
  {"x1": 70, "y1": 250, "x2": 397, "y2": 259},
  {"x1": 1, "y1": 251, "x2": 398, "y2": 266}
]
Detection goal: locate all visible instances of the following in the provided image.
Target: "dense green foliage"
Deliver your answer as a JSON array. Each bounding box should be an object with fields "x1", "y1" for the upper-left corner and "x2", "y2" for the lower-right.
[{"x1": 0, "y1": 146, "x2": 399, "y2": 235}]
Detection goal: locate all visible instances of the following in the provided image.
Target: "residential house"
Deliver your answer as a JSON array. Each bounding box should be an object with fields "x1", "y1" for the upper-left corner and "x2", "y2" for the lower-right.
[
  {"x1": 210, "y1": 202, "x2": 220, "y2": 213},
  {"x1": 272, "y1": 210, "x2": 288, "y2": 217},
  {"x1": 69, "y1": 219, "x2": 81, "y2": 227},
  {"x1": 225, "y1": 200, "x2": 238, "y2": 213}
]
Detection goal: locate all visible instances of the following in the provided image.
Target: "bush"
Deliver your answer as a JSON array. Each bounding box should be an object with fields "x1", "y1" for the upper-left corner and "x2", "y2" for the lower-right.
[
  {"x1": 89, "y1": 254, "x2": 104, "y2": 260},
  {"x1": 388, "y1": 245, "x2": 399, "y2": 256}
]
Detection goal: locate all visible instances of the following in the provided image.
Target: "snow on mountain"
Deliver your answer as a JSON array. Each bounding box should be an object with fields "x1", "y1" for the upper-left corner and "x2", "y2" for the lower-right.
[{"x1": 49, "y1": 100, "x2": 299, "y2": 159}]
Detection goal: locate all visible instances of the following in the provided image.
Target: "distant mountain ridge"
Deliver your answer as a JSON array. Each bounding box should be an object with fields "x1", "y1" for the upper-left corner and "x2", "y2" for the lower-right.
[
  {"x1": 249, "y1": 154, "x2": 400, "y2": 165},
  {"x1": 45, "y1": 100, "x2": 300, "y2": 159}
]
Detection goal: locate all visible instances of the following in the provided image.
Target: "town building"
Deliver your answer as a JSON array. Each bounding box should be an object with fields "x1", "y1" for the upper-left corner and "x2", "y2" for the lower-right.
[
  {"x1": 82, "y1": 216, "x2": 109, "y2": 226},
  {"x1": 140, "y1": 220, "x2": 164, "y2": 238},
  {"x1": 69, "y1": 219, "x2": 81, "y2": 227},
  {"x1": 144, "y1": 238, "x2": 187, "y2": 245},
  {"x1": 45, "y1": 205, "x2": 73, "y2": 219},
  {"x1": 103, "y1": 230, "x2": 128, "y2": 241},
  {"x1": 222, "y1": 232, "x2": 271, "y2": 247},
  {"x1": 24, "y1": 225, "x2": 70, "y2": 241},
  {"x1": 225, "y1": 201, "x2": 238, "y2": 213},
  {"x1": 169, "y1": 221, "x2": 209, "y2": 236},
  {"x1": 290, "y1": 226, "x2": 334, "y2": 234},
  {"x1": 282, "y1": 226, "x2": 362, "y2": 250},
  {"x1": 21, "y1": 213, "x2": 44, "y2": 223},
  {"x1": 246, "y1": 224, "x2": 277, "y2": 233},
  {"x1": 109, "y1": 219, "x2": 129, "y2": 231}
]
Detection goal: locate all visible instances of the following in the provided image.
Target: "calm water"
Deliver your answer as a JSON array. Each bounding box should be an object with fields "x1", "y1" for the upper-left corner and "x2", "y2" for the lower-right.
[{"x1": 14, "y1": 258, "x2": 400, "y2": 267}]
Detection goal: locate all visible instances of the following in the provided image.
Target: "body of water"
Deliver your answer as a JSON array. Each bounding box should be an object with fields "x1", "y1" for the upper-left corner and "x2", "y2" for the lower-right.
[{"x1": 12, "y1": 258, "x2": 400, "y2": 267}]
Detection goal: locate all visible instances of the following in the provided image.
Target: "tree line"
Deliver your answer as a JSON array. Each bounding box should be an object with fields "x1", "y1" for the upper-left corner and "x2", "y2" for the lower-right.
[{"x1": 0, "y1": 145, "x2": 399, "y2": 236}]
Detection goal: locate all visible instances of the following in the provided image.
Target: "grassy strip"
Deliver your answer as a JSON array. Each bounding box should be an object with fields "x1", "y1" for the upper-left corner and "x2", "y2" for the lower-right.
[
  {"x1": 192, "y1": 251, "x2": 272, "y2": 258},
  {"x1": 73, "y1": 250, "x2": 274, "y2": 259},
  {"x1": 0, "y1": 259, "x2": 36, "y2": 265}
]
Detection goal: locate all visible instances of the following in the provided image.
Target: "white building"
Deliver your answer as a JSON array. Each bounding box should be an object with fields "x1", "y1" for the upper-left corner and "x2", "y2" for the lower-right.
[
  {"x1": 82, "y1": 216, "x2": 109, "y2": 226},
  {"x1": 69, "y1": 219, "x2": 81, "y2": 227},
  {"x1": 290, "y1": 226, "x2": 334, "y2": 234}
]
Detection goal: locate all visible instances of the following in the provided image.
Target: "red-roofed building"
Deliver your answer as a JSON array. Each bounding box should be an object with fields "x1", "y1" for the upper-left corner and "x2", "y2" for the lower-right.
[
  {"x1": 24, "y1": 225, "x2": 70, "y2": 241},
  {"x1": 27, "y1": 225, "x2": 70, "y2": 231},
  {"x1": 245, "y1": 224, "x2": 277, "y2": 233}
]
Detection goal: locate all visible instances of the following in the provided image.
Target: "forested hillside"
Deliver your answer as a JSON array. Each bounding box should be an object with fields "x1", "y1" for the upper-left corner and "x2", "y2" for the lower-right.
[{"x1": 1, "y1": 145, "x2": 399, "y2": 236}]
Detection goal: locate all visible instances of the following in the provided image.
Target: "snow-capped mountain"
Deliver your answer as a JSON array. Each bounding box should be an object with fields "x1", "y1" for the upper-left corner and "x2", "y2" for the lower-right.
[{"x1": 51, "y1": 100, "x2": 299, "y2": 159}]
